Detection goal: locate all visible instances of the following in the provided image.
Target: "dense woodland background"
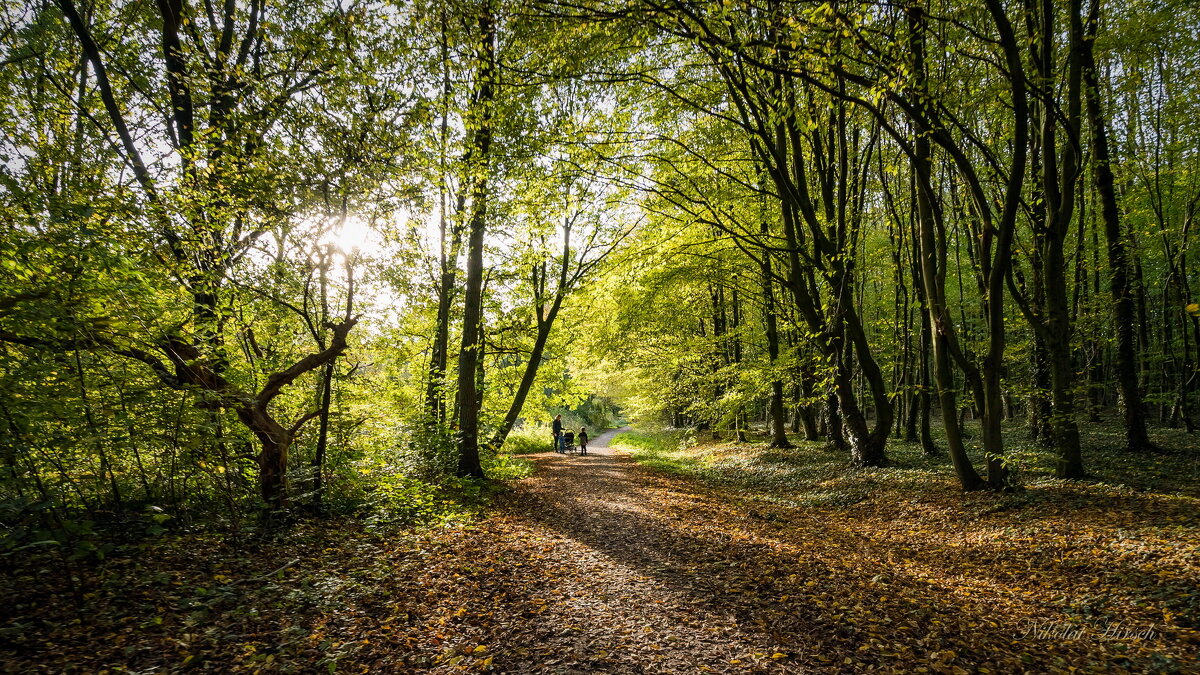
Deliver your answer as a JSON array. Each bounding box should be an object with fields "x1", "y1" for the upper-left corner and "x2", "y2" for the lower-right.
[
  {"x1": 1, "y1": 1, "x2": 1199, "y2": 667},
  {"x1": 4, "y1": 0, "x2": 1197, "y2": 521}
]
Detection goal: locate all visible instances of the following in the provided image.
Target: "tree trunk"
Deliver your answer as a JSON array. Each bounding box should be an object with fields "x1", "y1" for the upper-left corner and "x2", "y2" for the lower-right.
[
  {"x1": 455, "y1": 248, "x2": 485, "y2": 477},
  {"x1": 454, "y1": 5, "x2": 494, "y2": 480},
  {"x1": 489, "y1": 296, "x2": 560, "y2": 451},
  {"x1": 798, "y1": 375, "x2": 820, "y2": 441},
  {"x1": 909, "y1": 2, "x2": 982, "y2": 488},
  {"x1": 1037, "y1": 0, "x2": 1087, "y2": 479},
  {"x1": 238, "y1": 407, "x2": 292, "y2": 513},
  {"x1": 790, "y1": 384, "x2": 803, "y2": 434},
  {"x1": 760, "y1": 224, "x2": 793, "y2": 449},
  {"x1": 1030, "y1": 329, "x2": 1053, "y2": 444},
  {"x1": 1081, "y1": 0, "x2": 1155, "y2": 452},
  {"x1": 918, "y1": 307, "x2": 938, "y2": 456},
  {"x1": 426, "y1": 269, "x2": 454, "y2": 423},
  {"x1": 426, "y1": 9, "x2": 459, "y2": 424},
  {"x1": 311, "y1": 360, "x2": 333, "y2": 512}
]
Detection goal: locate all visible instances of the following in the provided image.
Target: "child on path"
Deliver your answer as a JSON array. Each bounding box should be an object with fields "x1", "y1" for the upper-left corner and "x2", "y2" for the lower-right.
[{"x1": 579, "y1": 427, "x2": 589, "y2": 455}]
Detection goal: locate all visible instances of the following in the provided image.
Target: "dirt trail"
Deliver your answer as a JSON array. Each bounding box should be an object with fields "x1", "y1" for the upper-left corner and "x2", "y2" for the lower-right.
[
  {"x1": 375, "y1": 428, "x2": 811, "y2": 673},
  {"x1": 6, "y1": 427, "x2": 1195, "y2": 673},
  {"x1": 351, "y1": 429, "x2": 1191, "y2": 674},
  {"x1": 495, "y1": 429, "x2": 797, "y2": 671}
]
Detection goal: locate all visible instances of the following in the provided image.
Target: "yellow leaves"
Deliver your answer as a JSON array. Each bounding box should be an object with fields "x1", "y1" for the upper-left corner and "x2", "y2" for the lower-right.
[{"x1": 1186, "y1": 302, "x2": 1200, "y2": 317}]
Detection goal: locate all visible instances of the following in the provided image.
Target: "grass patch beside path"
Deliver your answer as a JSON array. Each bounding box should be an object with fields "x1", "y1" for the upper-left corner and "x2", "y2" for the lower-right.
[
  {"x1": 613, "y1": 421, "x2": 1200, "y2": 503},
  {"x1": 612, "y1": 421, "x2": 1200, "y2": 661},
  {"x1": 609, "y1": 428, "x2": 708, "y2": 475},
  {"x1": 500, "y1": 425, "x2": 555, "y2": 455}
]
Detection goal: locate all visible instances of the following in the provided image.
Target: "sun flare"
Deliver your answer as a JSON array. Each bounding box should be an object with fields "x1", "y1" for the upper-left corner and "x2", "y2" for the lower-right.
[{"x1": 320, "y1": 215, "x2": 376, "y2": 254}]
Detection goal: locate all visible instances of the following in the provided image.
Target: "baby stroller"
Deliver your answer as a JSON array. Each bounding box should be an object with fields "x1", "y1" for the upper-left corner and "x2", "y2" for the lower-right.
[{"x1": 562, "y1": 431, "x2": 579, "y2": 455}]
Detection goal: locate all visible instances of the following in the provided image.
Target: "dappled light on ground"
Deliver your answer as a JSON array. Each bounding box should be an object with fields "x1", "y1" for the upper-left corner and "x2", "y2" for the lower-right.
[
  {"x1": 3, "y1": 427, "x2": 1195, "y2": 673},
  {"x1": 352, "y1": 430, "x2": 1198, "y2": 672}
]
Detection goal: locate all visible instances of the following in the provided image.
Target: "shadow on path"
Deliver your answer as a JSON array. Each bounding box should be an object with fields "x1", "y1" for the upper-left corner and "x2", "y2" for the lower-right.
[{"x1": 464, "y1": 427, "x2": 1194, "y2": 673}]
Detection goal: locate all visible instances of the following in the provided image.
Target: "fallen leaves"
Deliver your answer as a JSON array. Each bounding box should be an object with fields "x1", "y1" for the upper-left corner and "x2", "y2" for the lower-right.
[{"x1": 2, "y1": 429, "x2": 1197, "y2": 673}]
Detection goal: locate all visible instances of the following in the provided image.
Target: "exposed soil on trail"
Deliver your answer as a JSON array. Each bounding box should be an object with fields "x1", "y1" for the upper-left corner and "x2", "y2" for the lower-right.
[{"x1": 395, "y1": 428, "x2": 808, "y2": 673}]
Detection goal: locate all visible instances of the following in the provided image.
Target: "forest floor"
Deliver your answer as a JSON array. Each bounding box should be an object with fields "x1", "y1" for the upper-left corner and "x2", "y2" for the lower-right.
[{"x1": 3, "y1": 425, "x2": 1198, "y2": 674}]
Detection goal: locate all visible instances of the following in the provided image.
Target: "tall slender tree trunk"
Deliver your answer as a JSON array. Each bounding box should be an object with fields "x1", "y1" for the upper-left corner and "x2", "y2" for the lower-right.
[
  {"x1": 760, "y1": 223, "x2": 792, "y2": 448},
  {"x1": 454, "y1": 5, "x2": 493, "y2": 480},
  {"x1": 489, "y1": 310, "x2": 554, "y2": 450},
  {"x1": 1081, "y1": 0, "x2": 1155, "y2": 452},
  {"x1": 489, "y1": 231, "x2": 569, "y2": 451},
  {"x1": 1030, "y1": 328, "x2": 1053, "y2": 444},
  {"x1": 426, "y1": 10, "x2": 459, "y2": 424},
  {"x1": 310, "y1": 250, "x2": 333, "y2": 513},
  {"x1": 909, "y1": 1, "x2": 983, "y2": 488},
  {"x1": 912, "y1": 142, "x2": 982, "y2": 488},
  {"x1": 795, "y1": 376, "x2": 820, "y2": 441},
  {"x1": 1032, "y1": 0, "x2": 1087, "y2": 479},
  {"x1": 917, "y1": 310, "x2": 938, "y2": 456},
  {"x1": 311, "y1": 360, "x2": 333, "y2": 512},
  {"x1": 708, "y1": 282, "x2": 727, "y2": 439},
  {"x1": 427, "y1": 270, "x2": 454, "y2": 423}
]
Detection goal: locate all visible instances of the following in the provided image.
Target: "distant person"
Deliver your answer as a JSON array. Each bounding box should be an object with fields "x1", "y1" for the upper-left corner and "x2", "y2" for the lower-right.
[
  {"x1": 578, "y1": 427, "x2": 589, "y2": 455},
  {"x1": 552, "y1": 414, "x2": 564, "y2": 453}
]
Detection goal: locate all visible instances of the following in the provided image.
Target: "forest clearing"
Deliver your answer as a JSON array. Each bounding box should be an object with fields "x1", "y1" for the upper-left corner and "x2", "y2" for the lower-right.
[{"x1": 3, "y1": 0, "x2": 1200, "y2": 672}]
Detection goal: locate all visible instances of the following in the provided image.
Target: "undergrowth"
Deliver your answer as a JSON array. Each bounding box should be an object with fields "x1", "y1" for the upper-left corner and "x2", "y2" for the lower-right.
[
  {"x1": 500, "y1": 424, "x2": 555, "y2": 455},
  {"x1": 612, "y1": 420, "x2": 1200, "y2": 640},
  {"x1": 613, "y1": 420, "x2": 1200, "y2": 504}
]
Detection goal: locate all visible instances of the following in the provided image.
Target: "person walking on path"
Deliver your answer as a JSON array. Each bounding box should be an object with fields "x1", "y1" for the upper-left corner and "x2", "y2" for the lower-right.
[
  {"x1": 578, "y1": 427, "x2": 589, "y2": 455},
  {"x1": 552, "y1": 414, "x2": 564, "y2": 453}
]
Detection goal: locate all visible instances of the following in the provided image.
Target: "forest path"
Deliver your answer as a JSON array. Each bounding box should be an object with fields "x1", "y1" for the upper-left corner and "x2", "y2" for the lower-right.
[
  {"x1": 349, "y1": 429, "x2": 1195, "y2": 674},
  {"x1": 394, "y1": 426, "x2": 808, "y2": 673},
  {"x1": 10, "y1": 426, "x2": 1192, "y2": 673}
]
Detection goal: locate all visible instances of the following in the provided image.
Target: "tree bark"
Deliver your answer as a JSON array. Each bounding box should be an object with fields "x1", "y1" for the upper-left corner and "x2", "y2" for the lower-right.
[
  {"x1": 759, "y1": 225, "x2": 792, "y2": 448},
  {"x1": 425, "y1": 10, "x2": 461, "y2": 425},
  {"x1": 1081, "y1": 0, "x2": 1156, "y2": 452},
  {"x1": 454, "y1": 4, "x2": 494, "y2": 480},
  {"x1": 1030, "y1": 0, "x2": 1087, "y2": 478},
  {"x1": 909, "y1": 1, "x2": 983, "y2": 488}
]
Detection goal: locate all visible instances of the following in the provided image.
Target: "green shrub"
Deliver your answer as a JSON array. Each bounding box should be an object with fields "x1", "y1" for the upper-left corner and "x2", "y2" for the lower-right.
[
  {"x1": 362, "y1": 473, "x2": 468, "y2": 528},
  {"x1": 399, "y1": 421, "x2": 459, "y2": 480},
  {"x1": 501, "y1": 424, "x2": 555, "y2": 455},
  {"x1": 483, "y1": 453, "x2": 535, "y2": 480},
  {"x1": 609, "y1": 428, "x2": 701, "y2": 476}
]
